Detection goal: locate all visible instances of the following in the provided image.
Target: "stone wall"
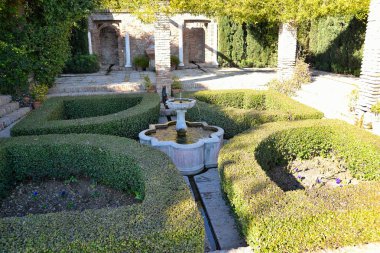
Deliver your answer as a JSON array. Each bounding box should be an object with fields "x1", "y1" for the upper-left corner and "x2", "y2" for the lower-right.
[{"x1": 88, "y1": 12, "x2": 218, "y2": 69}]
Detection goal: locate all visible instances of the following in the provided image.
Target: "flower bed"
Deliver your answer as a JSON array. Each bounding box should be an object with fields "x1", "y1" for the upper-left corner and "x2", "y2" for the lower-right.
[
  {"x1": 185, "y1": 90, "x2": 324, "y2": 138},
  {"x1": 0, "y1": 134, "x2": 204, "y2": 252},
  {"x1": 11, "y1": 93, "x2": 160, "y2": 139},
  {"x1": 219, "y1": 120, "x2": 380, "y2": 252}
]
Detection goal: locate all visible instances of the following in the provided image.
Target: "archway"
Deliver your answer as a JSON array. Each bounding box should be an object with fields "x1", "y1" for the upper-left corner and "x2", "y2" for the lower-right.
[{"x1": 99, "y1": 26, "x2": 119, "y2": 66}]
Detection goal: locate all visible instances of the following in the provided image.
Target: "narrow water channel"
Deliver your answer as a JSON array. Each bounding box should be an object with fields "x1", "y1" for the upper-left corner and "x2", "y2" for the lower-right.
[{"x1": 188, "y1": 175, "x2": 220, "y2": 251}]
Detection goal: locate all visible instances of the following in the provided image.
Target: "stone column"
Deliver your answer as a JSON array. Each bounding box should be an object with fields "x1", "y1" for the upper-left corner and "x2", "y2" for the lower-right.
[
  {"x1": 356, "y1": 0, "x2": 380, "y2": 114},
  {"x1": 88, "y1": 31, "x2": 93, "y2": 54},
  {"x1": 155, "y1": 13, "x2": 172, "y2": 95},
  {"x1": 277, "y1": 23, "x2": 297, "y2": 81},
  {"x1": 178, "y1": 21, "x2": 185, "y2": 67},
  {"x1": 124, "y1": 32, "x2": 132, "y2": 68},
  {"x1": 212, "y1": 22, "x2": 218, "y2": 66}
]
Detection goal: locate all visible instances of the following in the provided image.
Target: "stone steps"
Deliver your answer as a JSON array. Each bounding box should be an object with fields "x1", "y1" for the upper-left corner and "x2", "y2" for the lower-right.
[
  {"x1": 0, "y1": 95, "x2": 12, "y2": 107},
  {"x1": 0, "y1": 102, "x2": 19, "y2": 118},
  {"x1": 0, "y1": 107, "x2": 30, "y2": 131}
]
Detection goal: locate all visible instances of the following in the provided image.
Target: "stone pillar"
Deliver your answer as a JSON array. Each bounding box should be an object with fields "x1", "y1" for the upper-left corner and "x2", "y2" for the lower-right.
[
  {"x1": 277, "y1": 23, "x2": 297, "y2": 81},
  {"x1": 155, "y1": 13, "x2": 172, "y2": 95},
  {"x1": 356, "y1": 0, "x2": 380, "y2": 114},
  {"x1": 124, "y1": 32, "x2": 132, "y2": 68},
  {"x1": 178, "y1": 22, "x2": 185, "y2": 67},
  {"x1": 212, "y1": 22, "x2": 218, "y2": 66},
  {"x1": 88, "y1": 31, "x2": 93, "y2": 54}
]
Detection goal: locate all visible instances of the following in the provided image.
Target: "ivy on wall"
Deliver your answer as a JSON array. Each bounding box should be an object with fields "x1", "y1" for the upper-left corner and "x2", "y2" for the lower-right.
[{"x1": 0, "y1": 0, "x2": 97, "y2": 95}]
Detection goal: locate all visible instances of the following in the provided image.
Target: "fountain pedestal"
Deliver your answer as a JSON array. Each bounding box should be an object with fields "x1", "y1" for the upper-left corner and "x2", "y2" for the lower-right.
[{"x1": 176, "y1": 110, "x2": 187, "y2": 133}]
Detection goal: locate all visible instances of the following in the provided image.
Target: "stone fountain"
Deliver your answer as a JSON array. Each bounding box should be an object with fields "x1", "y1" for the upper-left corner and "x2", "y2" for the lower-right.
[{"x1": 139, "y1": 97, "x2": 224, "y2": 175}]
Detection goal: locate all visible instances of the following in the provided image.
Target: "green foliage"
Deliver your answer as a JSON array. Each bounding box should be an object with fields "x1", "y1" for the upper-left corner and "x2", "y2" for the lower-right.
[
  {"x1": 170, "y1": 55, "x2": 180, "y2": 69},
  {"x1": 0, "y1": 41, "x2": 29, "y2": 94},
  {"x1": 0, "y1": 0, "x2": 97, "y2": 95},
  {"x1": 11, "y1": 93, "x2": 160, "y2": 139},
  {"x1": 299, "y1": 16, "x2": 366, "y2": 76},
  {"x1": 30, "y1": 84, "x2": 49, "y2": 102},
  {"x1": 371, "y1": 101, "x2": 380, "y2": 114},
  {"x1": 219, "y1": 120, "x2": 380, "y2": 252},
  {"x1": 218, "y1": 17, "x2": 277, "y2": 68},
  {"x1": 0, "y1": 134, "x2": 204, "y2": 251},
  {"x1": 171, "y1": 75, "x2": 182, "y2": 89},
  {"x1": 142, "y1": 75, "x2": 153, "y2": 90},
  {"x1": 133, "y1": 55, "x2": 149, "y2": 70},
  {"x1": 348, "y1": 89, "x2": 359, "y2": 112},
  {"x1": 63, "y1": 54, "x2": 100, "y2": 74},
  {"x1": 68, "y1": 18, "x2": 89, "y2": 56},
  {"x1": 268, "y1": 59, "x2": 311, "y2": 96},
  {"x1": 183, "y1": 90, "x2": 323, "y2": 138}
]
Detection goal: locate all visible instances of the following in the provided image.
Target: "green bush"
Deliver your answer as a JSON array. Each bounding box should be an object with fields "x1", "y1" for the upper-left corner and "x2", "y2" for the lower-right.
[
  {"x1": 299, "y1": 16, "x2": 366, "y2": 76},
  {"x1": 219, "y1": 120, "x2": 380, "y2": 252},
  {"x1": 184, "y1": 90, "x2": 323, "y2": 138},
  {"x1": 11, "y1": 93, "x2": 160, "y2": 139},
  {"x1": 63, "y1": 54, "x2": 100, "y2": 74},
  {"x1": 171, "y1": 55, "x2": 180, "y2": 69},
  {"x1": 217, "y1": 17, "x2": 278, "y2": 68},
  {"x1": 0, "y1": 134, "x2": 204, "y2": 252},
  {"x1": 133, "y1": 55, "x2": 149, "y2": 70},
  {"x1": 267, "y1": 59, "x2": 311, "y2": 96},
  {"x1": 371, "y1": 101, "x2": 380, "y2": 114}
]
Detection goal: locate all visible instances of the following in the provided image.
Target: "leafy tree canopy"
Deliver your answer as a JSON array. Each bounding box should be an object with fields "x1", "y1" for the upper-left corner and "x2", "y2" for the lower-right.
[{"x1": 101, "y1": 0, "x2": 370, "y2": 24}]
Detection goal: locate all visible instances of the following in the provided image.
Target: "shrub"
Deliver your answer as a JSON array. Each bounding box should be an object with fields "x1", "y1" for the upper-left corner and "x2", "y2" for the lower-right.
[
  {"x1": 348, "y1": 88, "x2": 359, "y2": 112},
  {"x1": 11, "y1": 93, "x2": 160, "y2": 139},
  {"x1": 171, "y1": 75, "x2": 182, "y2": 90},
  {"x1": 184, "y1": 90, "x2": 323, "y2": 138},
  {"x1": 0, "y1": 134, "x2": 204, "y2": 252},
  {"x1": 142, "y1": 75, "x2": 153, "y2": 90},
  {"x1": 63, "y1": 54, "x2": 100, "y2": 74},
  {"x1": 171, "y1": 55, "x2": 180, "y2": 69},
  {"x1": 30, "y1": 84, "x2": 49, "y2": 102},
  {"x1": 133, "y1": 55, "x2": 149, "y2": 70},
  {"x1": 267, "y1": 58, "x2": 311, "y2": 96},
  {"x1": 219, "y1": 120, "x2": 380, "y2": 252},
  {"x1": 371, "y1": 101, "x2": 380, "y2": 114}
]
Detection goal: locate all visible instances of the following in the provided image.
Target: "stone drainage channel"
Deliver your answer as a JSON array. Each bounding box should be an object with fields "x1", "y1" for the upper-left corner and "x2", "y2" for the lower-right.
[{"x1": 159, "y1": 115, "x2": 249, "y2": 253}]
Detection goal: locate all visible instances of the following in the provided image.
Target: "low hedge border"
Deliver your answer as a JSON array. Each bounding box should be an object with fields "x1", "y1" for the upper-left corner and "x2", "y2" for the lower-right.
[
  {"x1": 11, "y1": 93, "x2": 160, "y2": 139},
  {"x1": 184, "y1": 90, "x2": 324, "y2": 138},
  {"x1": 0, "y1": 134, "x2": 204, "y2": 252},
  {"x1": 219, "y1": 120, "x2": 380, "y2": 252}
]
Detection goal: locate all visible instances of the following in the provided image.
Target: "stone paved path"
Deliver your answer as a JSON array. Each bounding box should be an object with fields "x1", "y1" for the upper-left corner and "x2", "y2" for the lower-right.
[{"x1": 293, "y1": 70, "x2": 359, "y2": 124}]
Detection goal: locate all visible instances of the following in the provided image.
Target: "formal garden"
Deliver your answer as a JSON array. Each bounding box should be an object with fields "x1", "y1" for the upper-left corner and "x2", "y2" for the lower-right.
[{"x1": 1, "y1": 0, "x2": 380, "y2": 252}]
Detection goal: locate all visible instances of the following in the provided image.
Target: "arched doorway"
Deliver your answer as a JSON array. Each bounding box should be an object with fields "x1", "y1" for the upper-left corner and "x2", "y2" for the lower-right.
[{"x1": 99, "y1": 26, "x2": 119, "y2": 66}]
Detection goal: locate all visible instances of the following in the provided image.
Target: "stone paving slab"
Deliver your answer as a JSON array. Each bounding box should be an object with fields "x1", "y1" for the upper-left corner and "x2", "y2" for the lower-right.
[{"x1": 195, "y1": 168, "x2": 247, "y2": 250}]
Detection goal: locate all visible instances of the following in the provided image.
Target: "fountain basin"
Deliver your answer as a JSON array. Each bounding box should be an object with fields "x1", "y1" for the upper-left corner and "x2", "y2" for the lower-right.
[
  {"x1": 139, "y1": 121, "x2": 224, "y2": 175},
  {"x1": 166, "y1": 98, "x2": 196, "y2": 111}
]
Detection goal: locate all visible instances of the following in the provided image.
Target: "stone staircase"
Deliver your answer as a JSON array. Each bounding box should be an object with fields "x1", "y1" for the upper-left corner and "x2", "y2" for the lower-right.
[{"x1": 0, "y1": 95, "x2": 31, "y2": 132}]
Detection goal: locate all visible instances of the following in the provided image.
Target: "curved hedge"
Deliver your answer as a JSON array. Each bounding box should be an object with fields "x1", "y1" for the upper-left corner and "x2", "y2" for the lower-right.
[
  {"x1": 219, "y1": 120, "x2": 380, "y2": 252},
  {"x1": 0, "y1": 134, "x2": 204, "y2": 252},
  {"x1": 11, "y1": 93, "x2": 160, "y2": 139},
  {"x1": 185, "y1": 90, "x2": 324, "y2": 138}
]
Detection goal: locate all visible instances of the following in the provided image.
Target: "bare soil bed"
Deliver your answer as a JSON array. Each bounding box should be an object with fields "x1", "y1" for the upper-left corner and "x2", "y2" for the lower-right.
[
  {"x1": 270, "y1": 157, "x2": 359, "y2": 191},
  {"x1": 0, "y1": 177, "x2": 138, "y2": 218}
]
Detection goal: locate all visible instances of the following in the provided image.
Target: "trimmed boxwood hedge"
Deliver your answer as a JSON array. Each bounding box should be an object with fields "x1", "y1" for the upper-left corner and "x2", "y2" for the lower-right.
[
  {"x1": 0, "y1": 134, "x2": 204, "y2": 252},
  {"x1": 11, "y1": 93, "x2": 160, "y2": 139},
  {"x1": 184, "y1": 90, "x2": 324, "y2": 138},
  {"x1": 219, "y1": 120, "x2": 380, "y2": 252}
]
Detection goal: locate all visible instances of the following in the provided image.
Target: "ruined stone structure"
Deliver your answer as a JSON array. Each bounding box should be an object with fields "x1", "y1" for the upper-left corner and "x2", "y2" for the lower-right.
[
  {"x1": 356, "y1": 0, "x2": 380, "y2": 114},
  {"x1": 88, "y1": 11, "x2": 218, "y2": 70},
  {"x1": 277, "y1": 23, "x2": 297, "y2": 81}
]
